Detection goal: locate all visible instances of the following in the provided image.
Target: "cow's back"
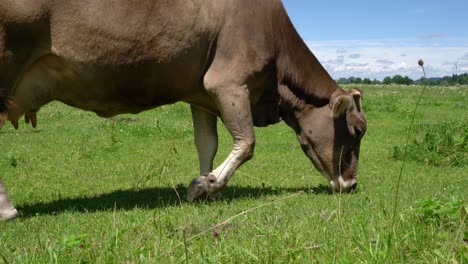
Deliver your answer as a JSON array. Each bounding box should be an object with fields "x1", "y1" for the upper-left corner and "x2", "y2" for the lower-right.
[
  {"x1": 2, "y1": 0, "x2": 290, "y2": 117},
  {"x1": 50, "y1": 0, "x2": 225, "y2": 64}
]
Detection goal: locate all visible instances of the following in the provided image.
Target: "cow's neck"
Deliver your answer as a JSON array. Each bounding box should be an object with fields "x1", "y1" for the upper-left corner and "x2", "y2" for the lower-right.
[{"x1": 274, "y1": 6, "x2": 343, "y2": 107}]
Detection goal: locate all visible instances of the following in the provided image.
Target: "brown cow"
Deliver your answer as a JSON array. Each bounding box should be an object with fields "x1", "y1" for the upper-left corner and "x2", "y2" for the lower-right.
[{"x1": 0, "y1": 0, "x2": 366, "y2": 220}]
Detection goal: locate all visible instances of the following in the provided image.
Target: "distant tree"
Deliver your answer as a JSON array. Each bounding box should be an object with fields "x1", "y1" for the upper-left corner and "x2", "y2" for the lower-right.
[
  {"x1": 335, "y1": 73, "x2": 466, "y2": 86},
  {"x1": 417, "y1": 77, "x2": 429, "y2": 85},
  {"x1": 455, "y1": 73, "x2": 468, "y2": 85},
  {"x1": 391, "y1": 75, "x2": 404, "y2": 84},
  {"x1": 343, "y1": 76, "x2": 364, "y2": 84},
  {"x1": 415, "y1": 73, "x2": 468, "y2": 86},
  {"x1": 381, "y1": 75, "x2": 414, "y2": 85},
  {"x1": 440, "y1": 80, "x2": 450, "y2": 86},
  {"x1": 402, "y1": 76, "x2": 414, "y2": 85},
  {"x1": 383, "y1": 76, "x2": 392, "y2": 85},
  {"x1": 337, "y1": 77, "x2": 348, "y2": 84}
]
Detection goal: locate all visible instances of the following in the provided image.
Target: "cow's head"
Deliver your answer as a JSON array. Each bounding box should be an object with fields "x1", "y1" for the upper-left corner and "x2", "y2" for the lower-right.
[{"x1": 280, "y1": 87, "x2": 366, "y2": 193}]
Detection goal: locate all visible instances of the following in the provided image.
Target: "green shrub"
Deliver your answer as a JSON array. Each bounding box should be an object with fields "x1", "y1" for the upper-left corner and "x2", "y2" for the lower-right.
[
  {"x1": 413, "y1": 197, "x2": 467, "y2": 235},
  {"x1": 392, "y1": 121, "x2": 467, "y2": 167}
]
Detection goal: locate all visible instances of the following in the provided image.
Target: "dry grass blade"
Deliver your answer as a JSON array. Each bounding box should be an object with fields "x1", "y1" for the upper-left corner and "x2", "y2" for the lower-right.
[
  {"x1": 160, "y1": 191, "x2": 304, "y2": 257},
  {"x1": 188, "y1": 191, "x2": 304, "y2": 241}
]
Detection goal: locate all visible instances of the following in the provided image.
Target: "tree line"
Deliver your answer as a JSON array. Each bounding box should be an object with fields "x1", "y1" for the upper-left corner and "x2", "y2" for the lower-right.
[{"x1": 337, "y1": 73, "x2": 468, "y2": 86}]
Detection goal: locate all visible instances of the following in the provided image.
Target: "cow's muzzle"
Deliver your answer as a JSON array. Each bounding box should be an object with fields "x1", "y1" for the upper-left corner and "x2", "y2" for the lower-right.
[{"x1": 329, "y1": 176, "x2": 357, "y2": 193}]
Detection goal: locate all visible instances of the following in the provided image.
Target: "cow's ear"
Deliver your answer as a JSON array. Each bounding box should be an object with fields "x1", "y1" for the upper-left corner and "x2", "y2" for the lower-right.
[{"x1": 332, "y1": 95, "x2": 352, "y2": 118}]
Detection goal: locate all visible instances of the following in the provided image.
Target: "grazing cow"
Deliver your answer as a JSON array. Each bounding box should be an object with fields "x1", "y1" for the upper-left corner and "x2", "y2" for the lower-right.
[{"x1": 0, "y1": 0, "x2": 366, "y2": 220}]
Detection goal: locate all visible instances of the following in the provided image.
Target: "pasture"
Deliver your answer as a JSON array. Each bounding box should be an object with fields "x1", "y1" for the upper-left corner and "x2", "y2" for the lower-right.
[{"x1": 0, "y1": 84, "x2": 466, "y2": 263}]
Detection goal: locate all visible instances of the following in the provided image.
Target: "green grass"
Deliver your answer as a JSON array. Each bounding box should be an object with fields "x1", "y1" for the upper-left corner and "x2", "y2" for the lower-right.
[
  {"x1": 0, "y1": 84, "x2": 466, "y2": 263},
  {"x1": 392, "y1": 121, "x2": 467, "y2": 167}
]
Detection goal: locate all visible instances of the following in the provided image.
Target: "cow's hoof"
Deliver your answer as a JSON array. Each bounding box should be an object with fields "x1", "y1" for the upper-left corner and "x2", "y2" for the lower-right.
[
  {"x1": 187, "y1": 174, "x2": 217, "y2": 202},
  {"x1": 0, "y1": 207, "x2": 19, "y2": 221}
]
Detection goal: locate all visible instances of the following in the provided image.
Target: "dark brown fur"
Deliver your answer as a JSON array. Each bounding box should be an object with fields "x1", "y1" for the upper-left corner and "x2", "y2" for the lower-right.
[{"x1": 0, "y1": 91, "x2": 10, "y2": 113}]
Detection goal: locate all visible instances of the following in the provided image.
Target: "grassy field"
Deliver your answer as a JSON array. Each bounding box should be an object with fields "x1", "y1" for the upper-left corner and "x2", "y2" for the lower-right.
[{"x1": 0, "y1": 84, "x2": 466, "y2": 263}]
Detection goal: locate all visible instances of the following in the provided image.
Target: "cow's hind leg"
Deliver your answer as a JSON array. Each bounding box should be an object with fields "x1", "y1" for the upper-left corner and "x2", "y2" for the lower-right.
[
  {"x1": 0, "y1": 179, "x2": 19, "y2": 220},
  {"x1": 191, "y1": 105, "x2": 218, "y2": 175},
  {"x1": 187, "y1": 72, "x2": 255, "y2": 202}
]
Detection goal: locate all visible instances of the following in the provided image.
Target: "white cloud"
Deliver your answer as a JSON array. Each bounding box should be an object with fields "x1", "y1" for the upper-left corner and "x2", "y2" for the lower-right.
[
  {"x1": 458, "y1": 62, "x2": 468, "y2": 71},
  {"x1": 418, "y1": 34, "x2": 446, "y2": 39},
  {"x1": 336, "y1": 48, "x2": 347, "y2": 54},
  {"x1": 306, "y1": 38, "x2": 468, "y2": 80},
  {"x1": 376, "y1": 59, "x2": 394, "y2": 64},
  {"x1": 459, "y1": 52, "x2": 468, "y2": 61},
  {"x1": 346, "y1": 63, "x2": 368, "y2": 67},
  {"x1": 349, "y1": 54, "x2": 361, "y2": 59},
  {"x1": 327, "y1": 55, "x2": 344, "y2": 64}
]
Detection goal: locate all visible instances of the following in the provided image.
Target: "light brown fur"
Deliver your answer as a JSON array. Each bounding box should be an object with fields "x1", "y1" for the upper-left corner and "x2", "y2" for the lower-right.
[{"x1": 0, "y1": 0, "x2": 366, "y2": 217}]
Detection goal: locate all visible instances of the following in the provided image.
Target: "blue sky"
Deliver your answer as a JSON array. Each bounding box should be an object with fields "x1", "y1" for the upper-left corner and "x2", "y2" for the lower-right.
[{"x1": 282, "y1": 0, "x2": 468, "y2": 80}]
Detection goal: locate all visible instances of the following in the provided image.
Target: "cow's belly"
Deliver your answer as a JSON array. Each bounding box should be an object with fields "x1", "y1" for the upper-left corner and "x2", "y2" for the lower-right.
[{"x1": 47, "y1": 56, "x2": 210, "y2": 117}]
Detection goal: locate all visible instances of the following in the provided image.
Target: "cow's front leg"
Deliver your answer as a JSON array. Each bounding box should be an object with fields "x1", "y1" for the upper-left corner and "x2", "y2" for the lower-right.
[
  {"x1": 187, "y1": 78, "x2": 255, "y2": 202},
  {"x1": 0, "y1": 179, "x2": 19, "y2": 220}
]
